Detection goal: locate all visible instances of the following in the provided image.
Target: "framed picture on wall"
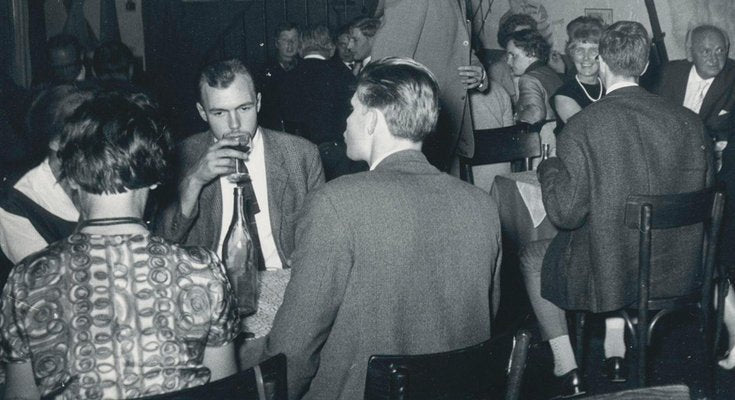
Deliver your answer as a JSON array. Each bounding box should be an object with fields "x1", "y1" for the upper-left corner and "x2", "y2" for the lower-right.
[{"x1": 584, "y1": 8, "x2": 613, "y2": 26}]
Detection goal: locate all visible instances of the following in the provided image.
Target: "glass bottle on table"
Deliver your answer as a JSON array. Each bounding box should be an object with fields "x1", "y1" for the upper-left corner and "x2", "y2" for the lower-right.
[{"x1": 222, "y1": 133, "x2": 259, "y2": 318}]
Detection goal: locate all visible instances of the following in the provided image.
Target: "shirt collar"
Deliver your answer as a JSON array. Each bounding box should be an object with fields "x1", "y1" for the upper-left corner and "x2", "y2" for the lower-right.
[
  {"x1": 304, "y1": 54, "x2": 327, "y2": 60},
  {"x1": 606, "y1": 81, "x2": 638, "y2": 93}
]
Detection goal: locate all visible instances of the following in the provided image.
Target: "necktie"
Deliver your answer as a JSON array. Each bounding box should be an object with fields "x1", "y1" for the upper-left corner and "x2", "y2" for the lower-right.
[
  {"x1": 693, "y1": 80, "x2": 710, "y2": 114},
  {"x1": 352, "y1": 60, "x2": 363, "y2": 76},
  {"x1": 239, "y1": 163, "x2": 265, "y2": 271}
]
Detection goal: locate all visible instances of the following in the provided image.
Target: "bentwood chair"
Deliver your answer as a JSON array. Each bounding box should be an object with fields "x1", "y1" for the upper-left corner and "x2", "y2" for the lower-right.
[
  {"x1": 459, "y1": 124, "x2": 541, "y2": 184},
  {"x1": 578, "y1": 384, "x2": 691, "y2": 400},
  {"x1": 574, "y1": 188, "x2": 725, "y2": 390},
  {"x1": 363, "y1": 329, "x2": 532, "y2": 400},
  {"x1": 130, "y1": 353, "x2": 288, "y2": 400}
]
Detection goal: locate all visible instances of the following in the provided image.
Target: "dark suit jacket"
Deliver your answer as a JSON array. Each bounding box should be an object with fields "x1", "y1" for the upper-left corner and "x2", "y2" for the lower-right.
[
  {"x1": 245, "y1": 150, "x2": 502, "y2": 399},
  {"x1": 155, "y1": 128, "x2": 324, "y2": 265},
  {"x1": 279, "y1": 57, "x2": 355, "y2": 145},
  {"x1": 539, "y1": 86, "x2": 713, "y2": 313},
  {"x1": 371, "y1": 0, "x2": 487, "y2": 164},
  {"x1": 653, "y1": 59, "x2": 735, "y2": 142}
]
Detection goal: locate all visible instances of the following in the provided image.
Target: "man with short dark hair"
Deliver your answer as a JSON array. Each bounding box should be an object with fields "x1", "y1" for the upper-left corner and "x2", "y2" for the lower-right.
[
  {"x1": 46, "y1": 34, "x2": 86, "y2": 83},
  {"x1": 258, "y1": 23, "x2": 300, "y2": 130},
  {"x1": 333, "y1": 25, "x2": 355, "y2": 72},
  {"x1": 156, "y1": 59, "x2": 324, "y2": 336},
  {"x1": 93, "y1": 40, "x2": 135, "y2": 81},
  {"x1": 520, "y1": 21, "x2": 712, "y2": 398},
  {"x1": 347, "y1": 17, "x2": 380, "y2": 69},
  {"x1": 244, "y1": 57, "x2": 502, "y2": 400}
]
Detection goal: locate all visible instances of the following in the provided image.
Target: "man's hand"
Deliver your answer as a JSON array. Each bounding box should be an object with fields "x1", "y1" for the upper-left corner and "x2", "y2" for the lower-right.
[
  {"x1": 187, "y1": 137, "x2": 248, "y2": 187},
  {"x1": 179, "y1": 137, "x2": 249, "y2": 218},
  {"x1": 458, "y1": 65, "x2": 486, "y2": 90}
]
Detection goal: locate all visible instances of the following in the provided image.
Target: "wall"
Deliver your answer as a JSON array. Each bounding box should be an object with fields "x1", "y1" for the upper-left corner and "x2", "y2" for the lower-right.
[
  {"x1": 43, "y1": 0, "x2": 146, "y2": 62},
  {"x1": 480, "y1": 0, "x2": 735, "y2": 61}
]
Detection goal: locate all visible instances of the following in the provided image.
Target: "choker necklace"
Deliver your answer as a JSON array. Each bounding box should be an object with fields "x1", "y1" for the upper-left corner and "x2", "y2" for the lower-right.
[
  {"x1": 575, "y1": 75, "x2": 603, "y2": 102},
  {"x1": 77, "y1": 217, "x2": 147, "y2": 233}
]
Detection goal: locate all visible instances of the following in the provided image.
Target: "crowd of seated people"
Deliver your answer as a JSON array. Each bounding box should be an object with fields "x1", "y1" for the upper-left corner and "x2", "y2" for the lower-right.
[{"x1": 2, "y1": 6, "x2": 735, "y2": 399}]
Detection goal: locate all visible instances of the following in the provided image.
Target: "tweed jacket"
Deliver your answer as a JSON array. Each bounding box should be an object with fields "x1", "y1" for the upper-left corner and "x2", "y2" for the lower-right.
[
  {"x1": 155, "y1": 128, "x2": 324, "y2": 265},
  {"x1": 245, "y1": 150, "x2": 502, "y2": 399},
  {"x1": 653, "y1": 59, "x2": 735, "y2": 142},
  {"x1": 539, "y1": 86, "x2": 713, "y2": 313},
  {"x1": 370, "y1": 0, "x2": 487, "y2": 159}
]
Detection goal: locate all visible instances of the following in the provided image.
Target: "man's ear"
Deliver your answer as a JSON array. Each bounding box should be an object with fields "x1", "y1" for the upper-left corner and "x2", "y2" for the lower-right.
[
  {"x1": 256, "y1": 92, "x2": 262, "y2": 113},
  {"x1": 196, "y1": 102, "x2": 208, "y2": 122},
  {"x1": 367, "y1": 108, "x2": 379, "y2": 136},
  {"x1": 640, "y1": 61, "x2": 650, "y2": 77}
]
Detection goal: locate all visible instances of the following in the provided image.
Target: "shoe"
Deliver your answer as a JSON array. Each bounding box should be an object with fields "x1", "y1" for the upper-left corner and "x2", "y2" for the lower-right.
[
  {"x1": 551, "y1": 368, "x2": 586, "y2": 399},
  {"x1": 603, "y1": 357, "x2": 628, "y2": 383}
]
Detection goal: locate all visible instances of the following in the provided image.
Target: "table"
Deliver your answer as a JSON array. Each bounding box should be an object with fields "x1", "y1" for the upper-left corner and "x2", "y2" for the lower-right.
[{"x1": 490, "y1": 171, "x2": 557, "y2": 252}]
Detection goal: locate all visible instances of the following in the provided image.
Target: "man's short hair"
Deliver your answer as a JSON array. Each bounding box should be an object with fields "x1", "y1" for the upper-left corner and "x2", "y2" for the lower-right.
[
  {"x1": 508, "y1": 29, "x2": 551, "y2": 64},
  {"x1": 300, "y1": 25, "x2": 334, "y2": 57},
  {"x1": 47, "y1": 34, "x2": 82, "y2": 57},
  {"x1": 599, "y1": 21, "x2": 651, "y2": 78},
  {"x1": 351, "y1": 17, "x2": 381, "y2": 38},
  {"x1": 93, "y1": 41, "x2": 134, "y2": 79},
  {"x1": 198, "y1": 58, "x2": 254, "y2": 100},
  {"x1": 58, "y1": 93, "x2": 171, "y2": 195},
  {"x1": 356, "y1": 57, "x2": 439, "y2": 142},
  {"x1": 498, "y1": 14, "x2": 538, "y2": 49},
  {"x1": 26, "y1": 82, "x2": 98, "y2": 151},
  {"x1": 687, "y1": 24, "x2": 730, "y2": 53},
  {"x1": 275, "y1": 22, "x2": 299, "y2": 37}
]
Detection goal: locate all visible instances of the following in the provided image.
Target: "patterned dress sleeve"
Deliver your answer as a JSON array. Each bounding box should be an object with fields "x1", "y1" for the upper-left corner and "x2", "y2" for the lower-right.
[
  {"x1": 0, "y1": 263, "x2": 31, "y2": 363},
  {"x1": 203, "y1": 250, "x2": 241, "y2": 347}
]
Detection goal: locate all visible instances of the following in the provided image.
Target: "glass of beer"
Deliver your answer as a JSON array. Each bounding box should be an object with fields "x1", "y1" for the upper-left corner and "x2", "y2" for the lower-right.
[{"x1": 226, "y1": 132, "x2": 252, "y2": 183}]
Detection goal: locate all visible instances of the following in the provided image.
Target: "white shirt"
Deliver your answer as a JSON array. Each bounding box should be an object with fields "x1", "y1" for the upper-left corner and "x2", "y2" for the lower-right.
[
  {"x1": 0, "y1": 158, "x2": 78, "y2": 263},
  {"x1": 683, "y1": 65, "x2": 714, "y2": 114},
  {"x1": 217, "y1": 128, "x2": 283, "y2": 270}
]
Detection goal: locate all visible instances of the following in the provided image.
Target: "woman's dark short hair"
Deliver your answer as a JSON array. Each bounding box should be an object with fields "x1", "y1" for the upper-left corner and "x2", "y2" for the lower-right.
[
  {"x1": 58, "y1": 93, "x2": 171, "y2": 194},
  {"x1": 498, "y1": 14, "x2": 538, "y2": 49},
  {"x1": 508, "y1": 29, "x2": 551, "y2": 64}
]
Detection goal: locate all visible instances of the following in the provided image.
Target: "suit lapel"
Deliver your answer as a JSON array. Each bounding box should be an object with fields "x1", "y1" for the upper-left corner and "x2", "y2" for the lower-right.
[
  {"x1": 262, "y1": 129, "x2": 288, "y2": 247},
  {"x1": 699, "y1": 63, "x2": 733, "y2": 120}
]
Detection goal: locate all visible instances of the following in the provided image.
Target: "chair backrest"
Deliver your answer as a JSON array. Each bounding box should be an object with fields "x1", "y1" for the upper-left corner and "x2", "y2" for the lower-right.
[
  {"x1": 624, "y1": 188, "x2": 725, "y2": 309},
  {"x1": 459, "y1": 124, "x2": 541, "y2": 183},
  {"x1": 130, "y1": 353, "x2": 288, "y2": 400},
  {"x1": 363, "y1": 329, "x2": 532, "y2": 400},
  {"x1": 577, "y1": 384, "x2": 691, "y2": 399}
]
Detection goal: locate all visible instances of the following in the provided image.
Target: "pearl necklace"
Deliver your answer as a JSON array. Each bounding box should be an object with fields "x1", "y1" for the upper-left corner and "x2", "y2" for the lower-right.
[{"x1": 575, "y1": 75, "x2": 603, "y2": 102}]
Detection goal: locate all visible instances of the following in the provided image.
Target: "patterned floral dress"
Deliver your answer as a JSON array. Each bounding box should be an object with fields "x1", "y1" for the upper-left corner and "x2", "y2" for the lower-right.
[{"x1": 0, "y1": 233, "x2": 240, "y2": 399}]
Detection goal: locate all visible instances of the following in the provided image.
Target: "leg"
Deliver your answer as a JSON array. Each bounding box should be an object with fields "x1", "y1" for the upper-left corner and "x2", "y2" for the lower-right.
[
  {"x1": 520, "y1": 240, "x2": 577, "y2": 376},
  {"x1": 718, "y1": 283, "x2": 735, "y2": 369}
]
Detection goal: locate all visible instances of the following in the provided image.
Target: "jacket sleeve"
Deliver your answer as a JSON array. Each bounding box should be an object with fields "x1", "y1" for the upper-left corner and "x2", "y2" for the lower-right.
[
  {"x1": 516, "y1": 74, "x2": 547, "y2": 124},
  {"x1": 537, "y1": 127, "x2": 590, "y2": 229},
  {"x1": 257, "y1": 189, "x2": 352, "y2": 399}
]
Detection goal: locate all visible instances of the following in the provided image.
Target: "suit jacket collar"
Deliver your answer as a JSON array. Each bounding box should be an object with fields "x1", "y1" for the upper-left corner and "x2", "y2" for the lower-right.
[
  {"x1": 372, "y1": 149, "x2": 438, "y2": 174},
  {"x1": 700, "y1": 59, "x2": 735, "y2": 119}
]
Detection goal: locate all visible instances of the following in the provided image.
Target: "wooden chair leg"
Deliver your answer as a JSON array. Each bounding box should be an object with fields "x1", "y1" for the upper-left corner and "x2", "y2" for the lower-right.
[{"x1": 638, "y1": 313, "x2": 647, "y2": 387}]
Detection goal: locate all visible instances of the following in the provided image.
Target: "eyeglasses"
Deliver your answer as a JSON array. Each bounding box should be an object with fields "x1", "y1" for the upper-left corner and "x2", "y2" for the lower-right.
[{"x1": 571, "y1": 47, "x2": 600, "y2": 59}]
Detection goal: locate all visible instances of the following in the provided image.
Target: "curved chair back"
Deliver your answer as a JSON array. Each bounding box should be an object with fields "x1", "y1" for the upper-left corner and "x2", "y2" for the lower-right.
[
  {"x1": 364, "y1": 329, "x2": 532, "y2": 400},
  {"x1": 459, "y1": 124, "x2": 541, "y2": 184}
]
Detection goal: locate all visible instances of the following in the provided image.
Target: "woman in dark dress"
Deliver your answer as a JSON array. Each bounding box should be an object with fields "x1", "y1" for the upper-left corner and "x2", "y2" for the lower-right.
[{"x1": 553, "y1": 18, "x2": 605, "y2": 132}]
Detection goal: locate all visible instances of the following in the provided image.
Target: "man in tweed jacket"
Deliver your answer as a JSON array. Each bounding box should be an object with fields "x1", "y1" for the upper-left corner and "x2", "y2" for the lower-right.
[
  {"x1": 157, "y1": 59, "x2": 324, "y2": 267},
  {"x1": 243, "y1": 57, "x2": 502, "y2": 400}
]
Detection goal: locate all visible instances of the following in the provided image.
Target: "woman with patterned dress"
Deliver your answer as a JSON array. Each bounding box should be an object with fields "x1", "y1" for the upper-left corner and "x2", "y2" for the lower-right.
[{"x1": 0, "y1": 93, "x2": 241, "y2": 399}]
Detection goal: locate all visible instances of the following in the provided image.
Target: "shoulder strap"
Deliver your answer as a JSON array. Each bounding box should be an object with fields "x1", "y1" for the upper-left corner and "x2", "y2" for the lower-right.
[{"x1": 0, "y1": 187, "x2": 77, "y2": 244}]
